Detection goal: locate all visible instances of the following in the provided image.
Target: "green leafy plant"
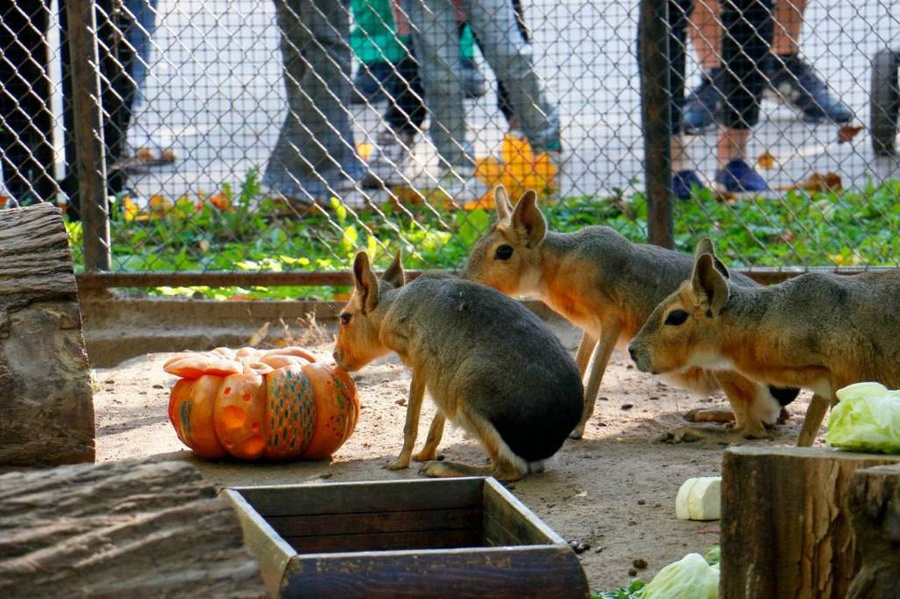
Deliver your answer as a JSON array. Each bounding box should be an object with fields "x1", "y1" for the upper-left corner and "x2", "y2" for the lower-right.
[{"x1": 65, "y1": 174, "x2": 900, "y2": 301}]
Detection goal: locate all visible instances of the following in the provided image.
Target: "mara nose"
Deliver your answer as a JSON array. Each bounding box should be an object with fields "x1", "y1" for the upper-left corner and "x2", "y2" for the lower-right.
[
  {"x1": 628, "y1": 346, "x2": 638, "y2": 363},
  {"x1": 332, "y1": 350, "x2": 341, "y2": 363}
]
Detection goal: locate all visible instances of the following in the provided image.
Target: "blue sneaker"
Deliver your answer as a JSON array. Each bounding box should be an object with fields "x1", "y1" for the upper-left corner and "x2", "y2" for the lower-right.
[
  {"x1": 763, "y1": 54, "x2": 853, "y2": 124},
  {"x1": 683, "y1": 68, "x2": 724, "y2": 134},
  {"x1": 673, "y1": 170, "x2": 706, "y2": 200},
  {"x1": 714, "y1": 159, "x2": 769, "y2": 194}
]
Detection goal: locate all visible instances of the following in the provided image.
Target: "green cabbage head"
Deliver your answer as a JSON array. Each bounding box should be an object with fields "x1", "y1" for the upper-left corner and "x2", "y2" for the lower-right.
[
  {"x1": 642, "y1": 553, "x2": 719, "y2": 599},
  {"x1": 826, "y1": 382, "x2": 900, "y2": 454}
]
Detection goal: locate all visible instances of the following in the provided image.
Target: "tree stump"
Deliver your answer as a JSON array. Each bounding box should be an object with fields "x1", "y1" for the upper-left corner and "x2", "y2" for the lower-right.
[
  {"x1": 0, "y1": 202, "x2": 94, "y2": 465},
  {"x1": 846, "y1": 464, "x2": 900, "y2": 599},
  {"x1": 720, "y1": 446, "x2": 900, "y2": 599},
  {"x1": 0, "y1": 459, "x2": 266, "y2": 598}
]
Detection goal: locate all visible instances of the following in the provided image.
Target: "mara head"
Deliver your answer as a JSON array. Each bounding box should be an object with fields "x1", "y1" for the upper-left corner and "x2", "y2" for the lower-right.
[
  {"x1": 462, "y1": 185, "x2": 547, "y2": 296},
  {"x1": 332, "y1": 250, "x2": 405, "y2": 372},
  {"x1": 628, "y1": 239, "x2": 732, "y2": 374}
]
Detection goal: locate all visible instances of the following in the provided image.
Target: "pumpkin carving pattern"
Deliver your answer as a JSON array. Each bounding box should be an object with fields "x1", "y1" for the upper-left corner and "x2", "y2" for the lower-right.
[{"x1": 165, "y1": 346, "x2": 358, "y2": 460}]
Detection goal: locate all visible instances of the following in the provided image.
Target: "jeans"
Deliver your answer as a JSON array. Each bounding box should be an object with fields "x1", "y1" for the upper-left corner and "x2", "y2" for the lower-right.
[
  {"x1": 124, "y1": 0, "x2": 159, "y2": 108},
  {"x1": 407, "y1": 0, "x2": 560, "y2": 169},
  {"x1": 265, "y1": 0, "x2": 364, "y2": 199}
]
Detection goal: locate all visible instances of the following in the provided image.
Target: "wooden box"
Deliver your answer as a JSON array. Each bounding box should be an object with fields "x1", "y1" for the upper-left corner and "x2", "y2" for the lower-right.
[{"x1": 225, "y1": 477, "x2": 589, "y2": 598}]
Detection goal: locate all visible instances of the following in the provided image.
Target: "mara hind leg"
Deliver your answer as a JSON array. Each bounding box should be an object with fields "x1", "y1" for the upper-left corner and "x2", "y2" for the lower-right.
[
  {"x1": 796, "y1": 393, "x2": 832, "y2": 447},
  {"x1": 571, "y1": 321, "x2": 621, "y2": 439},
  {"x1": 419, "y1": 407, "x2": 527, "y2": 482}
]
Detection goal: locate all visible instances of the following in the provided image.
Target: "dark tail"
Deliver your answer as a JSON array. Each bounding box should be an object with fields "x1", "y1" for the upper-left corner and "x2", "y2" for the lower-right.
[{"x1": 768, "y1": 386, "x2": 800, "y2": 406}]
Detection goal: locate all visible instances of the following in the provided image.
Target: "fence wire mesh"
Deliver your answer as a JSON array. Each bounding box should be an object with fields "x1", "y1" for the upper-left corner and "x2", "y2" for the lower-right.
[{"x1": 1, "y1": 0, "x2": 899, "y2": 297}]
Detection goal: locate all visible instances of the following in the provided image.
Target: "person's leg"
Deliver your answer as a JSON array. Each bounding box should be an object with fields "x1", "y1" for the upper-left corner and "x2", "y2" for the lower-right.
[
  {"x1": 0, "y1": 0, "x2": 57, "y2": 204},
  {"x1": 764, "y1": 0, "x2": 851, "y2": 123},
  {"x1": 469, "y1": 0, "x2": 528, "y2": 127},
  {"x1": 716, "y1": 0, "x2": 773, "y2": 191},
  {"x1": 682, "y1": 0, "x2": 725, "y2": 134},
  {"x1": 265, "y1": 0, "x2": 364, "y2": 202},
  {"x1": 771, "y1": 0, "x2": 804, "y2": 56},
  {"x1": 124, "y1": 0, "x2": 159, "y2": 109},
  {"x1": 408, "y1": 0, "x2": 473, "y2": 170},
  {"x1": 459, "y1": 0, "x2": 559, "y2": 153},
  {"x1": 665, "y1": 0, "x2": 708, "y2": 199}
]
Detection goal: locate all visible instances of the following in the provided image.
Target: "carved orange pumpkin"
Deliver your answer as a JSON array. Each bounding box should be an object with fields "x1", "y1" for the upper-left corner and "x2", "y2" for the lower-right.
[{"x1": 165, "y1": 347, "x2": 359, "y2": 460}]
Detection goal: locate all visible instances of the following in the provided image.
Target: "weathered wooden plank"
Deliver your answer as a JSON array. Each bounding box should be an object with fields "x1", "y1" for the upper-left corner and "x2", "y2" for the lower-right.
[
  {"x1": 285, "y1": 529, "x2": 483, "y2": 554},
  {"x1": 0, "y1": 203, "x2": 94, "y2": 466},
  {"x1": 846, "y1": 464, "x2": 900, "y2": 599},
  {"x1": 0, "y1": 460, "x2": 266, "y2": 598},
  {"x1": 234, "y1": 477, "x2": 484, "y2": 517},
  {"x1": 268, "y1": 507, "x2": 482, "y2": 538},
  {"x1": 225, "y1": 489, "x2": 296, "y2": 598},
  {"x1": 721, "y1": 446, "x2": 900, "y2": 599},
  {"x1": 0, "y1": 203, "x2": 76, "y2": 306},
  {"x1": 282, "y1": 546, "x2": 589, "y2": 598},
  {"x1": 482, "y1": 478, "x2": 562, "y2": 546}
]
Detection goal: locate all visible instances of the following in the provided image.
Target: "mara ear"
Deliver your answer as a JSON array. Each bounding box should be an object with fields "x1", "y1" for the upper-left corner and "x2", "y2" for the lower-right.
[
  {"x1": 510, "y1": 190, "x2": 546, "y2": 248},
  {"x1": 381, "y1": 249, "x2": 405, "y2": 288},
  {"x1": 694, "y1": 237, "x2": 730, "y2": 279},
  {"x1": 352, "y1": 251, "x2": 379, "y2": 313},
  {"x1": 691, "y1": 253, "x2": 729, "y2": 316},
  {"x1": 494, "y1": 185, "x2": 512, "y2": 222}
]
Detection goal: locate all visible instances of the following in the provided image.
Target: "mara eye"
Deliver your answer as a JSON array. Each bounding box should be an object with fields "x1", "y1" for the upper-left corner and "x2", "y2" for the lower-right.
[
  {"x1": 340, "y1": 313, "x2": 352, "y2": 325},
  {"x1": 494, "y1": 244, "x2": 514, "y2": 261},
  {"x1": 664, "y1": 309, "x2": 689, "y2": 326}
]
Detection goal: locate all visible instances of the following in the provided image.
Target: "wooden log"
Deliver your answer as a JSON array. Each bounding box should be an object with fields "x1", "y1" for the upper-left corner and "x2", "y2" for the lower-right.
[
  {"x1": 0, "y1": 459, "x2": 265, "y2": 598},
  {"x1": 846, "y1": 464, "x2": 900, "y2": 599},
  {"x1": 720, "y1": 446, "x2": 900, "y2": 599},
  {"x1": 0, "y1": 202, "x2": 94, "y2": 465}
]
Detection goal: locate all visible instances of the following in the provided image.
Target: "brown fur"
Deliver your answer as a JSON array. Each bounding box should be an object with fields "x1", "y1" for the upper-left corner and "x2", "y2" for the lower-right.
[
  {"x1": 334, "y1": 251, "x2": 583, "y2": 480},
  {"x1": 629, "y1": 239, "x2": 900, "y2": 445},
  {"x1": 463, "y1": 186, "x2": 788, "y2": 439}
]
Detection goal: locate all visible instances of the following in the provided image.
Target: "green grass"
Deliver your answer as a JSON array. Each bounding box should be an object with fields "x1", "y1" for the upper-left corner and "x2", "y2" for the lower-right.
[{"x1": 66, "y1": 170, "x2": 900, "y2": 300}]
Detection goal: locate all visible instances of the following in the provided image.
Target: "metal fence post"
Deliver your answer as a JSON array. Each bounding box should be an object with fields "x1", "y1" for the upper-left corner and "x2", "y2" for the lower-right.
[
  {"x1": 639, "y1": 0, "x2": 675, "y2": 249},
  {"x1": 66, "y1": 0, "x2": 111, "y2": 271}
]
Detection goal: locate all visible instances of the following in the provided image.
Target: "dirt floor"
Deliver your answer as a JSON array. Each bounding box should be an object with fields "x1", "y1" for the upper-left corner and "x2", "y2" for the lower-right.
[{"x1": 93, "y1": 317, "x2": 822, "y2": 593}]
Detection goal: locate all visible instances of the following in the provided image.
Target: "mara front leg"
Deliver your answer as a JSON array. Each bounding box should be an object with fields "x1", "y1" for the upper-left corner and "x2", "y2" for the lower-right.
[
  {"x1": 387, "y1": 372, "x2": 427, "y2": 470},
  {"x1": 413, "y1": 413, "x2": 445, "y2": 462},
  {"x1": 571, "y1": 320, "x2": 621, "y2": 439},
  {"x1": 714, "y1": 371, "x2": 767, "y2": 439},
  {"x1": 574, "y1": 332, "x2": 597, "y2": 375}
]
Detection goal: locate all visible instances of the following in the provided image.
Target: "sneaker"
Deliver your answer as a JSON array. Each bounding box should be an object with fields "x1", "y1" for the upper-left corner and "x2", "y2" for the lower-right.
[
  {"x1": 461, "y1": 58, "x2": 488, "y2": 99},
  {"x1": 763, "y1": 54, "x2": 853, "y2": 124},
  {"x1": 683, "y1": 68, "x2": 724, "y2": 134},
  {"x1": 714, "y1": 159, "x2": 769, "y2": 194},
  {"x1": 673, "y1": 170, "x2": 706, "y2": 200},
  {"x1": 438, "y1": 167, "x2": 490, "y2": 206},
  {"x1": 361, "y1": 129, "x2": 416, "y2": 188}
]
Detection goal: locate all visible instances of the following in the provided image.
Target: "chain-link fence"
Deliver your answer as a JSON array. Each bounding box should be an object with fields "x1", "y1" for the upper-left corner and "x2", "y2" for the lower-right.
[{"x1": 1, "y1": 0, "x2": 899, "y2": 297}]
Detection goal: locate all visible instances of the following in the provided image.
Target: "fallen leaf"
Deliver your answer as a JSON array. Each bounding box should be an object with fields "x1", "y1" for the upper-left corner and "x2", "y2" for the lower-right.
[
  {"x1": 799, "y1": 172, "x2": 842, "y2": 193},
  {"x1": 333, "y1": 292, "x2": 351, "y2": 302},
  {"x1": 757, "y1": 151, "x2": 776, "y2": 169},
  {"x1": 838, "y1": 125, "x2": 864, "y2": 144}
]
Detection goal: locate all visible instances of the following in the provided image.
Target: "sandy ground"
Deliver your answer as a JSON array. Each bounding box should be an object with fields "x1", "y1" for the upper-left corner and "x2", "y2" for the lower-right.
[{"x1": 93, "y1": 318, "x2": 821, "y2": 593}]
